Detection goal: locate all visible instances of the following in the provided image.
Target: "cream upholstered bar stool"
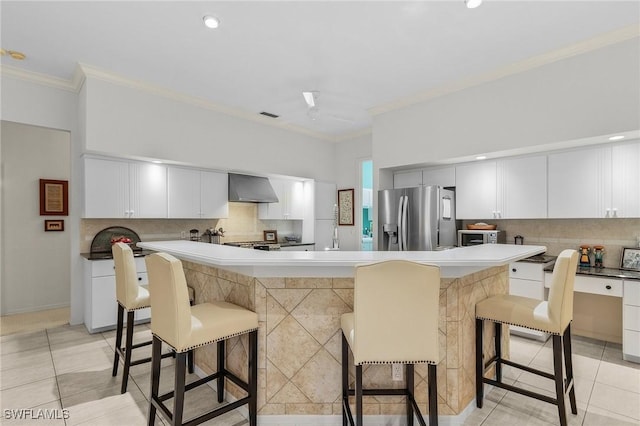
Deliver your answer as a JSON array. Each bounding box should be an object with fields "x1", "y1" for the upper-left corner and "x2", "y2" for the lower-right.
[
  {"x1": 475, "y1": 249, "x2": 579, "y2": 426},
  {"x1": 145, "y1": 252, "x2": 259, "y2": 426},
  {"x1": 341, "y1": 260, "x2": 440, "y2": 426},
  {"x1": 111, "y1": 243, "x2": 194, "y2": 394}
]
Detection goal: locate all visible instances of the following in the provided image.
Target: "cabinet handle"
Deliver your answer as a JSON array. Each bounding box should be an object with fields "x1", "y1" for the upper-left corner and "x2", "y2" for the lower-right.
[
  {"x1": 138, "y1": 277, "x2": 142, "y2": 281},
  {"x1": 605, "y1": 285, "x2": 612, "y2": 290},
  {"x1": 512, "y1": 268, "x2": 517, "y2": 273}
]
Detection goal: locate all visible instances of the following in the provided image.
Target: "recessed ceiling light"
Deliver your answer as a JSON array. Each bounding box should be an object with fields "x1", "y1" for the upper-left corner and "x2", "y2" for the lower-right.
[
  {"x1": 203, "y1": 15, "x2": 220, "y2": 29},
  {"x1": 476, "y1": 155, "x2": 487, "y2": 160},
  {"x1": 608, "y1": 135, "x2": 625, "y2": 141},
  {"x1": 152, "y1": 160, "x2": 163, "y2": 164},
  {"x1": 466, "y1": 0, "x2": 483, "y2": 9}
]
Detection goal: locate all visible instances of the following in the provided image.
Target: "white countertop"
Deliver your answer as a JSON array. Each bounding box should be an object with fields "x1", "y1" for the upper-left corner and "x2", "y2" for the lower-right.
[{"x1": 137, "y1": 241, "x2": 546, "y2": 278}]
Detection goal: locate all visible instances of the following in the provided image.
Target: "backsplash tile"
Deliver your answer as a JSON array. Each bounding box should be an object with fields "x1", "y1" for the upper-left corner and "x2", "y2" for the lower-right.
[{"x1": 464, "y1": 218, "x2": 640, "y2": 268}]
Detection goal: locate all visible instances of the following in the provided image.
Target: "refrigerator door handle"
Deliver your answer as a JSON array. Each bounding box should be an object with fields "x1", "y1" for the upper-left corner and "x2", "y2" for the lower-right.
[
  {"x1": 401, "y1": 195, "x2": 409, "y2": 251},
  {"x1": 397, "y1": 196, "x2": 404, "y2": 251}
]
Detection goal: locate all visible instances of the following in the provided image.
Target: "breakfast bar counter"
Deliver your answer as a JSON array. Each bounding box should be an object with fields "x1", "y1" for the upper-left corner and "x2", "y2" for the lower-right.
[{"x1": 137, "y1": 241, "x2": 545, "y2": 422}]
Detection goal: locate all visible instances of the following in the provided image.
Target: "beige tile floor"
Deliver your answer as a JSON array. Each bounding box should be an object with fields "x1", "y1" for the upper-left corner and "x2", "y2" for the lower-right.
[{"x1": 0, "y1": 322, "x2": 638, "y2": 425}]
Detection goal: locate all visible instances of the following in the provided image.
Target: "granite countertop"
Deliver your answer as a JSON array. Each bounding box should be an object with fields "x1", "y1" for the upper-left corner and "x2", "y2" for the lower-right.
[
  {"x1": 80, "y1": 249, "x2": 155, "y2": 260},
  {"x1": 543, "y1": 263, "x2": 640, "y2": 281},
  {"x1": 519, "y1": 254, "x2": 557, "y2": 264},
  {"x1": 279, "y1": 242, "x2": 315, "y2": 247}
]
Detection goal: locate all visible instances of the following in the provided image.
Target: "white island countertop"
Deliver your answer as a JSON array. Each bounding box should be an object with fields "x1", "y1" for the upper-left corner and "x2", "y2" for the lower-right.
[{"x1": 137, "y1": 241, "x2": 546, "y2": 278}]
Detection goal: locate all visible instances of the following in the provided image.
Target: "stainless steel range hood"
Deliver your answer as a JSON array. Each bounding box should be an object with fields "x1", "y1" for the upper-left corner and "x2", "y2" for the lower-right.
[{"x1": 228, "y1": 173, "x2": 279, "y2": 203}]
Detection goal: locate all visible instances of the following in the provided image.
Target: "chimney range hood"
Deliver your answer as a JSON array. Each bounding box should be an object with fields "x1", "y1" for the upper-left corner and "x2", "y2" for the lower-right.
[{"x1": 228, "y1": 173, "x2": 279, "y2": 203}]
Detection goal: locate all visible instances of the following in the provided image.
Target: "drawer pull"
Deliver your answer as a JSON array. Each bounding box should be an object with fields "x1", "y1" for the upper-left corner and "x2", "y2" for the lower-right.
[
  {"x1": 512, "y1": 268, "x2": 517, "y2": 273},
  {"x1": 138, "y1": 277, "x2": 142, "y2": 281},
  {"x1": 606, "y1": 285, "x2": 612, "y2": 290}
]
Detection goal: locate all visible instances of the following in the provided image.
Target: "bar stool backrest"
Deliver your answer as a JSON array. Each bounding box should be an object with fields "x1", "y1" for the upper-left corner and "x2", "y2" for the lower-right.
[
  {"x1": 112, "y1": 242, "x2": 140, "y2": 308},
  {"x1": 145, "y1": 252, "x2": 192, "y2": 350},
  {"x1": 546, "y1": 249, "x2": 579, "y2": 333},
  {"x1": 353, "y1": 260, "x2": 440, "y2": 365}
]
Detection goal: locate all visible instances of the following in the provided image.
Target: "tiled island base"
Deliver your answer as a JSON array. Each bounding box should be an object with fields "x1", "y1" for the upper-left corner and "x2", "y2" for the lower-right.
[{"x1": 183, "y1": 261, "x2": 509, "y2": 419}]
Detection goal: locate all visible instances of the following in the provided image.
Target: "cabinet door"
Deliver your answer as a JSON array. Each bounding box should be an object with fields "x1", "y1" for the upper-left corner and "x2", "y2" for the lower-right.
[
  {"x1": 393, "y1": 170, "x2": 422, "y2": 189},
  {"x1": 168, "y1": 167, "x2": 200, "y2": 218},
  {"x1": 455, "y1": 161, "x2": 497, "y2": 219},
  {"x1": 548, "y1": 146, "x2": 610, "y2": 218},
  {"x1": 611, "y1": 142, "x2": 640, "y2": 218},
  {"x1": 286, "y1": 180, "x2": 305, "y2": 220},
  {"x1": 91, "y1": 276, "x2": 117, "y2": 329},
  {"x1": 201, "y1": 171, "x2": 229, "y2": 218},
  {"x1": 422, "y1": 167, "x2": 455, "y2": 188},
  {"x1": 499, "y1": 155, "x2": 547, "y2": 219},
  {"x1": 130, "y1": 162, "x2": 167, "y2": 218},
  {"x1": 84, "y1": 158, "x2": 130, "y2": 218}
]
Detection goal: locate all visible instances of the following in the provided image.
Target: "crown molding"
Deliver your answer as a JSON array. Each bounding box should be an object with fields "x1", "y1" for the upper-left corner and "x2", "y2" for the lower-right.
[
  {"x1": 369, "y1": 24, "x2": 640, "y2": 116},
  {"x1": 77, "y1": 63, "x2": 337, "y2": 142},
  {"x1": 0, "y1": 64, "x2": 78, "y2": 92},
  {"x1": 333, "y1": 127, "x2": 373, "y2": 143}
]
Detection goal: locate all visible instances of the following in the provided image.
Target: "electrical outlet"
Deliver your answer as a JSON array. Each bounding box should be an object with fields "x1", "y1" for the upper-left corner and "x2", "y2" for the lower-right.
[{"x1": 392, "y1": 363, "x2": 402, "y2": 381}]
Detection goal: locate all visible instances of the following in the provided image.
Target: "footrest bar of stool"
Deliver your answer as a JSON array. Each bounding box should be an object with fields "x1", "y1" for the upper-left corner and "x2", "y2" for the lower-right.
[
  {"x1": 408, "y1": 395, "x2": 427, "y2": 426},
  {"x1": 182, "y1": 396, "x2": 250, "y2": 426},
  {"x1": 484, "y1": 378, "x2": 557, "y2": 405},
  {"x1": 565, "y1": 377, "x2": 575, "y2": 394},
  {"x1": 347, "y1": 388, "x2": 409, "y2": 396},
  {"x1": 483, "y1": 355, "x2": 499, "y2": 371},
  {"x1": 224, "y1": 370, "x2": 250, "y2": 392},
  {"x1": 129, "y1": 357, "x2": 152, "y2": 366},
  {"x1": 150, "y1": 398, "x2": 173, "y2": 423},
  {"x1": 501, "y1": 359, "x2": 555, "y2": 380},
  {"x1": 158, "y1": 372, "x2": 224, "y2": 402},
  {"x1": 131, "y1": 340, "x2": 153, "y2": 349}
]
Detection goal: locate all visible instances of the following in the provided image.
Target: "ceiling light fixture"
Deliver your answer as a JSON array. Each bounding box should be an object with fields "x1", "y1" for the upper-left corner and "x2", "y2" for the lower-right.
[
  {"x1": 608, "y1": 135, "x2": 625, "y2": 141},
  {"x1": 151, "y1": 160, "x2": 163, "y2": 164},
  {"x1": 302, "y1": 91, "x2": 317, "y2": 108},
  {"x1": 203, "y1": 15, "x2": 220, "y2": 29},
  {"x1": 476, "y1": 155, "x2": 487, "y2": 160},
  {"x1": 466, "y1": 0, "x2": 483, "y2": 9}
]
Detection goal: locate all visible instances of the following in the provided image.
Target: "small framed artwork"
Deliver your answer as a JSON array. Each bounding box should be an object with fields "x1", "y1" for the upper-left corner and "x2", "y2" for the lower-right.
[
  {"x1": 44, "y1": 219, "x2": 64, "y2": 232},
  {"x1": 263, "y1": 230, "x2": 278, "y2": 242},
  {"x1": 338, "y1": 188, "x2": 354, "y2": 226},
  {"x1": 40, "y1": 179, "x2": 68, "y2": 216},
  {"x1": 620, "y1": 247, "x2": 640, "y2": 271}
]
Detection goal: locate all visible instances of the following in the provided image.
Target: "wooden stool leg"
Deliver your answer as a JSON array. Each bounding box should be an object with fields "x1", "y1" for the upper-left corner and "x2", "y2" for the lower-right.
[
  {"x1": 248, "y1": 331, "x2": 258, "y2": 426},
  {"x1": 341, "y1": 333, "x2": 349, "y2": 426},
  {"x1": 187, "y1": 349, "x2": 194, "y2": 374},
  {"x1": 495, "y1": 322, "x2": 502, "y2": 382},
  {"x1": 148, "y1": 336, "x2": 162, "y2": 426},
  {"x1": 553, "y1": 334, "x2": 568, "y2": 426},
  {"x1": 428, "y1": 363, "x2": 438, "y2": 426},
  {"x1": 563, "y1": 325, "x2": 577, "y2": 415},
  {"x1": 406, "y1": 363, "x2": 414, "y2": 426},
  {"x1": 112, "y1": 304, "x2": 124, "y2": 377},
  {"x1": 475, "y1": 318, "x2": 484, "y2": 408},
  {"x1": 217, "y1": 340, "x2": 225, "y2": 403},
  {"x1": 121, "y1": 310, "x2": 135, "y2": 394},
  {"x1": 355, "y1": 365, "x2": 363, "y2": 426},
  {"x1": 173, "y1": 352, "x2": 187, "y2": 426}
]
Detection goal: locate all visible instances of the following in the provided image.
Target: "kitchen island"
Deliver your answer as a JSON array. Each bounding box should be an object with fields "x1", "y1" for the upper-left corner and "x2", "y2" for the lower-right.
[{"x1": 138, "y1": 241, "x2": 545, "y2": 423}]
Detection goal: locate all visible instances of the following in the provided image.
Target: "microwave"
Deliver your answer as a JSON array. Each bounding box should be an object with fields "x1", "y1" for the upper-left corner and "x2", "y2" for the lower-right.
[{"x1": 458, "y1": 230, "x2": 505, "y2": 246}]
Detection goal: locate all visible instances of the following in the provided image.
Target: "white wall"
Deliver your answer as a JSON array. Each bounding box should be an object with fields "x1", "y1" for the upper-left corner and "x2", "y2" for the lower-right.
[
  {"x1": 334, "y1": 134, "x2": 372, "y2": 250},
  {"x1": 83, "y1": 75, "x2": 335, "y2": 181},
  {"x1": 373, "y1": 39, "x2": 640, "y2": 170},
  {"x1": 1, "y1": 121, "x2": 71, "y2": 314}
]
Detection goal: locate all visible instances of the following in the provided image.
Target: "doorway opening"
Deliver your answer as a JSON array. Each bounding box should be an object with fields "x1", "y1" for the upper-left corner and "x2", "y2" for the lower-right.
[{"x1": 361, "y1": 160, "x2": 373, "y2": 251}]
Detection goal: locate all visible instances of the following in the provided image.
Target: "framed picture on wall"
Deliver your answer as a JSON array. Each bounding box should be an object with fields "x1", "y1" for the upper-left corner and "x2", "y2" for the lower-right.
[
  {"x1": 44, "y1": 219, "x2": 64, "y2": 232},
  {"x1": 338, "y1": 188, "x2": 354, "y2": 226},
  {"x1": 263, "y1": 230, "x2": 278, "y2": 242},
  {"x1": 40, "y1": 179, "x2": 68, "y2": 216},
  {"x1": 621, "y1": 247, "x2": 640, "y2": 271}
]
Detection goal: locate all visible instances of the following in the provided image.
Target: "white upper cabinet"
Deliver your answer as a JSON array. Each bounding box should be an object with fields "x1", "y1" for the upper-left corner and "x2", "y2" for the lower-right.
[
  {"x1": 498, "y1": 155, "x2": 547, "y2": 219},
  {"x1": 455, "y1": 161, "x2": 498, "y2": 219},
  {"x1": 258, "y1": 178, "x2": 305, "y2": 220},
  {"x1": 547, "y1": 143, "x2": 640, "y2": 218},
  {"x1": 393, "y1": 170, "x2": 422, "y2": 188},
  {"x1": 422, "y1": 166, "x2": 456, "y2": 188},
  {"x1": 611, "y1": 142, "x2": 640, "y2": 218},
  {"x1": 168, "y1": 167, "x2": 228, "y2": 219},
  {"x1": 84, "y1": 157, "x2": 167, "y2": 218}
]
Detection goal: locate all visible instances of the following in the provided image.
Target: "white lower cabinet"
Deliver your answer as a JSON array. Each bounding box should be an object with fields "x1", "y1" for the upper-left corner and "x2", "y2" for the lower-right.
[
  {"x1": 279, "y1": 244, "x2": 315, "y2": 252},
  {"x1": 84, "y1": 258, "x2": 150, "y2": 333},
  {"x1": 509, "y1": 261, "x2": 550, "y2": 340},
  {"x1": 623, "y1": 280, "x2": 640, "y2": 362}
]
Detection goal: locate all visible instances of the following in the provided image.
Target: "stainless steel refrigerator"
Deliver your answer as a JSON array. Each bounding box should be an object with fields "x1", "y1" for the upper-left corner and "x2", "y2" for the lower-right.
[{"x1": 378, "y1": 186, "x2": 457, "y2": 251}]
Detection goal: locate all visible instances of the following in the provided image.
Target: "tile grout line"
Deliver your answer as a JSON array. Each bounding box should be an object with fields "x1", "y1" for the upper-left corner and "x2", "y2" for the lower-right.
[{"x1": 45, "y1": 327, "x2": 66, "y2": 426}]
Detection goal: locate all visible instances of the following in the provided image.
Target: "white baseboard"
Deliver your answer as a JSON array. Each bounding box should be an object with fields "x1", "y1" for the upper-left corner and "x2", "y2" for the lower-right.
[
  {"x1": 1, "y1": 302, "x2": 70, "y2": 316},
  {"x1": 194, "y1": 365, "x2": 480, "y2": 426}
]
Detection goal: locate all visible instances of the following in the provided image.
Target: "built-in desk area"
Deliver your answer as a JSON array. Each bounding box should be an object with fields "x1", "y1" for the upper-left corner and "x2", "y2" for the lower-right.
[{"x1": 138, "y1": 241, "x2": 544, "y2": 421}]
